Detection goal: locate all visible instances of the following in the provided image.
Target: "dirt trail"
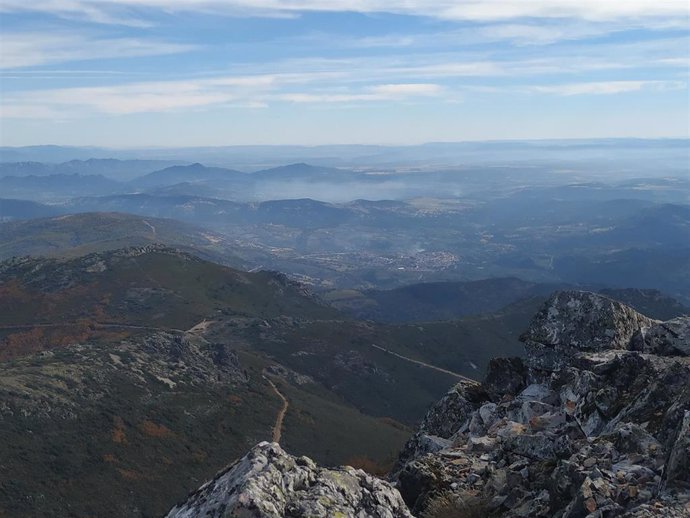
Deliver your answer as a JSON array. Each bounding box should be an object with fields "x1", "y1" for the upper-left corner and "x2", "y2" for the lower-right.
[
  {"x1": 142, "y1": 220, "x2": 157, "y2": 235},
  {"x1": 264, "y1": 376, "x2": 289, "y2": 444},
  {"x1": 186, "y1": 319, "x2": 215, "y2": 334},
  {"x1": 368, "y1": 343, "x2": 480, "y2": 385}
]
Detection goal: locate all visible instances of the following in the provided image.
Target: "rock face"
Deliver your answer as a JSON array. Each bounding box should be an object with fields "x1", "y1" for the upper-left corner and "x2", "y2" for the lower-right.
[
  {"x1": 521, "y1": 290, "x2": 658, "y2": 369},
  {"x1": 394, "y1": 291, "x2": 690, "y2": 517},
  {"x1": 631, "y1": 317, "x2": 690, "y2": 357},
  {"x1": 166, "y1": 442, "x2": 413, "y2": 518}
]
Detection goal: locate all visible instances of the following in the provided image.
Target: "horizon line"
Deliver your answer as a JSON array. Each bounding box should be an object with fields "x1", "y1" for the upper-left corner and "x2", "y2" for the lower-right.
[{"x1": 2, "y1": 136, "x2": 689, "y2": 151}]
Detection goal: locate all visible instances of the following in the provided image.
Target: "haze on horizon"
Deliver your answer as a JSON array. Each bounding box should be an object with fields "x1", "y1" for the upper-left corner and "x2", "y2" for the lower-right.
[{"x1": 0, "y1": 0, "x2": 689, "y2": 147}]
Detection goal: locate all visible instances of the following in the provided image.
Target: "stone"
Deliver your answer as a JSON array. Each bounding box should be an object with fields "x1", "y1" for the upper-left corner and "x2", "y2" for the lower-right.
[
  {"x1": 583, "y1": 457, "x2": 597, "y2": 468},
  {"x1": 520, "y1": 291, "x2": 656, "y2": 370},
  {"x1": 666, "y1": 410, "x2": 690, "y2": 485},
  {"x1": 631, "y1": 317, "x2": 690, "y2": 357},
  {"x1": 394, "y1": 291, "x2": 690, "y2": 518},
  {"x1": 479, "y1": 402, "x2": 498, "y2": 425},
  {"x1": 419, "y1": 381, "x2": 487, "y2": 439},
  {"x1": 517, "y1": 384, "x2": 555, "y2": 403},
  {"x1": 166, "y1": 442, "x2": 413, "y2": 518},
  {"x1": 484, "y1": 357, "x2": 528, "y2": 400},
  {"x1": 467, "y1": 436, "x2": 498, "y2": 453}
]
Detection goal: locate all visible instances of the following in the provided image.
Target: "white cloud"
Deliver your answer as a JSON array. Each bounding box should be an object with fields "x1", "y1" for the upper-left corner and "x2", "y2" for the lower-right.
[
  {"x1": 531, "y1": 80, "x2": 687, "y2": 95},
  {"x1": 1, "y1": 75, "x2": 446, "y2": 117},
  {"x1": 5, "y1": 47, "x2": 688, "y2": 119},
  {"x1": 279, "y1": 83, "x2": 443, "y2": 103},
  {"x1": 370, "y1": 83, "x2": 442, "y2": 95},
  {"x1": 0, "y1": 31, "x2": 197, "y2": 69},
  {"x1": 1, "y1": 0, "x2": 688, "y2": 25}
]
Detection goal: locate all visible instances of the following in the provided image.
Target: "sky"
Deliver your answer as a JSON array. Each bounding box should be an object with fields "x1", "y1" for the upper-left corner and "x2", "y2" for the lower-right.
[{"x1": 0, "y1": 1, "x2": 688, "y2": 147}]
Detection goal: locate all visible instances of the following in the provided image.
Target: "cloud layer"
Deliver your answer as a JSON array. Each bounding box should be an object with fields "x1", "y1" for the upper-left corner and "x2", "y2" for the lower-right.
[
  {"x1": 1, "y1": 0, "x2": 688, "y2": 24},
  {"x1": 1, "y1": 0, "x2": 688, "y2": 144}
]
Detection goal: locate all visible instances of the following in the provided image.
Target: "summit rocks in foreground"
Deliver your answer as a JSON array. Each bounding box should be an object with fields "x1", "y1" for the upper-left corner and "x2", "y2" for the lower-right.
[
  {"x1": 166, "y1": 442, "x2": 412, "y2": 518},
  {"x1": 395, "y1": 291, "x2": 690, "y2": 517},
  {"x1": 165, "y1": 291, "x2": 689, "y2": 518}
]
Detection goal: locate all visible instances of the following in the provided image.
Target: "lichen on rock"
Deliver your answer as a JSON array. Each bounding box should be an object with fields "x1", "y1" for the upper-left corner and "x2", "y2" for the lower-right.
[
  {"x1": 166, "y1": 442, "x2": 413, "y2": 518},
  {"x1": 393, "y1": 291, "x2": 690, "y2": 517}
]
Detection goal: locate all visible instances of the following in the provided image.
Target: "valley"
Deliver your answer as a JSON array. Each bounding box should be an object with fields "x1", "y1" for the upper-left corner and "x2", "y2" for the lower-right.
[
  {"x1": 0, "y1": 141, "x2": 688, "y2": 517},
  {"x1": 2, "y1": 0, "x2": 689, "y2": 513}
]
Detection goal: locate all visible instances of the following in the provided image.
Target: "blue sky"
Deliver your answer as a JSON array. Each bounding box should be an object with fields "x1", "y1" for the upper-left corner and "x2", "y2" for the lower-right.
[{"x1": 0, "y1": 1, "x2": 688, "y2": 146}]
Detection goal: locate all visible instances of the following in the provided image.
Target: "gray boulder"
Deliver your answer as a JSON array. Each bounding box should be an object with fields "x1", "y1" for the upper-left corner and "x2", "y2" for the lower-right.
[
  {"x1": 631, "y1": 317, "x2": 690, "y2": 356},
  {"x1": 521, "y1": 291, "x2": 657, "y2": 369}
]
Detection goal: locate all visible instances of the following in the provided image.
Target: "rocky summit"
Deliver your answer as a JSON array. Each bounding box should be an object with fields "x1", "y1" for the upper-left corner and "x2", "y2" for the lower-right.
[
  {"x1": 167, "y1": 291, "x2": 689, "y2": 517},
  {"x1": 395, "y1": 291, "x2": 690, "y2": 517},
  {"x1": 165, "y1": 441, "x2": 413, "y2": 518}
]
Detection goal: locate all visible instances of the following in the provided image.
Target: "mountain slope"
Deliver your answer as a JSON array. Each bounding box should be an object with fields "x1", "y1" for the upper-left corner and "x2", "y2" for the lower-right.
[
  {"x1": 0, "y1": 331, "x2": 411, "y2": 518},
  {"x1": 0, "y1": 245, "x2": 335, "y2": 343},
  {"x1": 0, "y1": 212, "x2": 245, "y2": 266},
  {"x1": 0, "y1": 248, "x2": 412, "y2": 517},
  {"x1": 326, "y1": 277, "x2": 566, "y2": 322},
  {"x1": 0, "y1": 159, "x2": 186, "y2": 181}
]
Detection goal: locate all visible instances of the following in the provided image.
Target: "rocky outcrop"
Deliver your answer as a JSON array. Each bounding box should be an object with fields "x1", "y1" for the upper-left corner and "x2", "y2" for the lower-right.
[
  {"x1": 521, "y1": 290, "x2": 657, "y2": 370},
  {"x1": 166, "y1": 442, "x2": 413, "y2": 518},
  {"x1": 394, "y1": 291, "x2": 690, "y2": 517},
  {"x1": 631, "y1": 317, "x2": 690, "y2": 357},
  {"x1": 166, "y1": 291, "x2": 689, "y2": 518}
]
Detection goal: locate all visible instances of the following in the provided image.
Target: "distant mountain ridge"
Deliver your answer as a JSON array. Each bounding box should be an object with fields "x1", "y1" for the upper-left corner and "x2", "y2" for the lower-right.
[
  {"x1": 253, "y1": 162, "x2": 354, "y2": 181},
  {"x1": 2, "y1": 139, "x2": 687, "y2": 168},
  {"x1": 0, "y1": 173, "x2": 123, "y2": 201},
  {"x1": 131, "y1": 163, "x2": 250, "y2": 190},
  {"x1": 0, "y1": 158, "x2": 187, "y2": 181}
]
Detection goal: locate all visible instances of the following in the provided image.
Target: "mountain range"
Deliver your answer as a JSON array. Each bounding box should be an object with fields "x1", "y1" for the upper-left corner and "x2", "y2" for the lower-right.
[
  {"x1": 1, "y1": 244, "x2": 688, "y2": 516},
  {"x1": 0, "y1": 143, "x2": 687, "y2": 517}
]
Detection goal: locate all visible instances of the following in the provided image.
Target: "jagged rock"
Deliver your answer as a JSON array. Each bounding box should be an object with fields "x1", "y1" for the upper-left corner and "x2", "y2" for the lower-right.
[
  {"x1": 395, "y1": 380, "x2": 488, "y2": 469},
  {"x1": 166, "y1": 442, "x2": 413, "y2": 518},
  {"x1": 394, "y1": 291, "x2": 690, "y2": 518},
  {"x1": 521, "y1": 291, "x2": 657, "y2": 370},
  {"x1": 666, "y1": 411, "x2": 690, "y2": 485},
  {"x1": 418, "y1": 381, "x2": 488, "y2": 439},
  {"x1": 631, "y1": 317, "x2": 690, "y2": 356},
  {"x1": 484, "y1": 357, "x2": 528, "y2": 400}
]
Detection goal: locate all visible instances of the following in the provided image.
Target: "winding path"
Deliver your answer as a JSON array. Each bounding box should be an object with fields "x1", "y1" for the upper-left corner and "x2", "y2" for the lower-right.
[
  {"x1": 264, "y1": 376, "x2": 289, "y2": 444},
  {"x1": 368, "y1": 343, "x2": 480, "y2": 385}
]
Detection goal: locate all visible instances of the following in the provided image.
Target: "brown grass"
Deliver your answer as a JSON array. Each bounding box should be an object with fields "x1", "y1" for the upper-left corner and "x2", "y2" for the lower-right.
[
  {"x1": 112, "y1": 416, "x2": 127, "y2": 444},
  {"x1": 116, "y1": 468, "x2": 143, "y2": 481},
  {"x1": 139, "y1": 420, "x2": 173, "y2": 438}
]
